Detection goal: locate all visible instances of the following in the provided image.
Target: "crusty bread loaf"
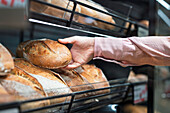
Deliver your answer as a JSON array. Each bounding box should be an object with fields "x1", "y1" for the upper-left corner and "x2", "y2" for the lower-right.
[
  {"x1": 14, "y1": 58, "x2": 72, "y2": 104},
  {"x1": 54, "y1": 68, "x2": 96, "y2": 99},
  {"x1": 23, "y1": 39, "x2": 72, "y2": 69},
  {"x1": 31, "y1": 0, "x2": 81, "y2": 22},
  {"x1": 0, "y1": 83, "x2": 9, "y2": 95},
  {"x1": 0, "y1": 83, "x2": 16, "y2": 104},
  {"x1": 30, "y1": 0, "x2": 50, "y2": 13},
  {"x1": 11, "y1": 66, "x2": 46, "y2": 96},
  {"x1": 77, "y1": 0, "x2": 115, "y2": 30},
  {"x1": 80, "y1": 64, "x2": 110, "y2": 95},
  {"x1": 0, "y1": 73, "x2": 48, "y2": 111},
  {"x1": 0, "y1": 43, "x2": 14, "y2": 75},
  {"x1": 16, "y1": 40, "x2": 30, "y2": 58}
]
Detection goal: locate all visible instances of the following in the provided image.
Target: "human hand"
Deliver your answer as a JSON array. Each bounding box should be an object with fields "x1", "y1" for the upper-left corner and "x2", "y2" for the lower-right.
[{"x1": 58, "y1": 36, "x2": 95, "y2": 70}]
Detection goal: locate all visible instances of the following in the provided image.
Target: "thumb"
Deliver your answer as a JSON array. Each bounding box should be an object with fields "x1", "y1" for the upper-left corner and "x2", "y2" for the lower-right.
[{"x1": 58, "y1": 37, "x2": 76, "y2": 44}]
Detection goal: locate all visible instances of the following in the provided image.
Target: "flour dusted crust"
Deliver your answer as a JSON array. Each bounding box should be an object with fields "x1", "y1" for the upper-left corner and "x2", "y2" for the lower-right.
[
  {"x1": 14, "y1": 58, "x2": 72, "y2": 104},
  {"x1": 77, "y1": 0, "x2": 115, "y2": 30},
  {"x1": 80, "y1": 64, "x2": 110, "y2": 95},
  {"x1": 11, "y1": 66, "x2": 46, "y2": 96},
  {"x1": 0, "y1": 84, "x2": 15, "y2": 104},
  {"x1": 54, "y1": 68, "x2": 96, "y2": 99},
  {"x1": 0, "y1": 43, "x2": 14, "y2": 74},
  {"x1": 0, "y1": 74, "x2": 48, "y2": 110},
  {"x1": 23, "y1": 39, "x2": 72, "y2": 69},
  {"x1": 0, "y1": 83, "x2": 9, "y2": 95},
  {"x1": 16, "y1": 40, "x2": 30, "y2": 58}
]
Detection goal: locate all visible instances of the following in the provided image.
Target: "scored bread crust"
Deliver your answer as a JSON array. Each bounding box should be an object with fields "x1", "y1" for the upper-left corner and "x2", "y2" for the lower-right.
[
  {"x1": 11, "y1": 66, "x2": 46, "y2": 96},
  {"x1": 0, "y1": 84, "x2": 16, "y2": 104},
  {"x1": 0, "y1": 74, "x2": 48, "y2": 110},
  {"x1": 14, "y1": 58, "x2": 72, "y2": 104},
  {"x1": 16, "y1": 40, "x2": 30, "y2": 58},
  {"x1": 77, "y1": 0, "x2": 115, "y2": 30},
  {"x1": 14, "y1": 58, "x2": 67, "y2": 85},
  {"x1": 54, "y1": 68, "x2": 96, "y2": 99},
  {"x1": 0, "y1": 83, "x2": 9, "y2": 95},
  {"x1": 0, "y1": 43, "x2": 14, "y2": 74},
  {"x1": 23, "y1": 39, "x2": 72, "y2": 69},
  {"x1": 79, "y1": 64, "x2": 110, "y2": 95}
]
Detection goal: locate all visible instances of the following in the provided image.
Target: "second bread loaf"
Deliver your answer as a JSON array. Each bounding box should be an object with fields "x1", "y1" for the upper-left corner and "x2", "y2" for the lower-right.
[
  {"x1": 14, "y1": 58, "x2": 72, "y2": 105},
  {"x1": 0, "y1": 73, "x2": 48, "y2": 111}
]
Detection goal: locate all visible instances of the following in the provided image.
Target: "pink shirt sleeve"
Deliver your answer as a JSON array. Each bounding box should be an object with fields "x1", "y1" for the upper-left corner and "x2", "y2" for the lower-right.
[{"x1": 94, "y1": 36, "x2": 170, "y2": 66}]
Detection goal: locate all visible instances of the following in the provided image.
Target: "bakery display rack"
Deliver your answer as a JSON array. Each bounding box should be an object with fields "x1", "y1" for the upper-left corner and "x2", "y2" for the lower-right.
[
  {"x1": 22, "y1": 0, "x2": 148, "y2": 42},
  {"x1": 0, "y1": 0, "x2": 149, "y2": 113}
]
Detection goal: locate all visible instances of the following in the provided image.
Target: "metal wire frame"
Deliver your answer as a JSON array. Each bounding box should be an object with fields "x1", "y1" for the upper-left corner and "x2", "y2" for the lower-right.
[
  {"x1": 28, "y1": 12, "x2": 127, "y2": 37},
  {"x1": 28, "y1": 0, "x2": 126, "y2": 38},
  {"x1": 30, "y1": 0, "x2": 126, "y2": 28},
  {"x1": 27, "y1": 0, "x2": 148, "y2": 39},
  {"x1": 0, "y1": 79, "x2": 147, "y2": 113}
]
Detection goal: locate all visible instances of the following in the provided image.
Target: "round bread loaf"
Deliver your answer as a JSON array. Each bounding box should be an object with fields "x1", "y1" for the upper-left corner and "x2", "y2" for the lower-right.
[
  {"x1": 23, "y1": 39, "x2": 72, "y2": 69},
  {"x1": 16, "y1": 40, "x2": 30, "y2": 58},
  {"x1": 0, "y1": 43, "x2": 14, "y2": 75},
  {"x1": 77, "y1": 0, "x2": 115, "y2": 30},
  {"x1": 79, "y1": 64, "x2": 110, "y2": 95}
]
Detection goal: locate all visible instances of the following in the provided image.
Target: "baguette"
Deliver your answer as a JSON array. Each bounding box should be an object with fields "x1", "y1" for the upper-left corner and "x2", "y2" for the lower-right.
[
  {"x1": 0, "y1": 43, "x2": 14, "y2": 75},
  {"x1": 23, "y1": 39, "x2": 72, "y2": 69}
]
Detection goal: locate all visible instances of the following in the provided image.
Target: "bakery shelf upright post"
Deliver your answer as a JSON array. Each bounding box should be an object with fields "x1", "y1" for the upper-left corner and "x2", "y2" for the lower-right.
[{"x1": 148, "y1": 0, "x2": 157, "y2": 113}]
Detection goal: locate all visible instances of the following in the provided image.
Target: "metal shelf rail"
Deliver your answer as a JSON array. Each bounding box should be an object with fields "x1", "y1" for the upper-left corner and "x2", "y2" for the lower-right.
[
  {"x1": 24, "y1": 0, "x2": 148, "y2": 42},
  {"x1": 0, "y1": 79, "x2": 147, "y2": 113}
]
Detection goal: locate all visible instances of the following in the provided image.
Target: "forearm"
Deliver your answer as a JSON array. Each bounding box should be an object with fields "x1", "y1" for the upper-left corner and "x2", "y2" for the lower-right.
[{"x1": 94, "y1": 36, "x2": 170, "y2": 66}]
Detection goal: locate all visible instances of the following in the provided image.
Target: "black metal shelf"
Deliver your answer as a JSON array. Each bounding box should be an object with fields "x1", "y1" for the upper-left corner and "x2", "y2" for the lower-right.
[
  {"x1": 0, "y1": 79, "x2": 147, "y2": 113},
  {"x1": 29, "y1": 12, "x2": 126, "y2": 37},
  {"x1": 26, "y1": 0, "x2": 148, "y2": 42}
]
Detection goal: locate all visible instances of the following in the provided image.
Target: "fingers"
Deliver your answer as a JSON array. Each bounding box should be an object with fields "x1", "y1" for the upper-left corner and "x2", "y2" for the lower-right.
[
  {"x1": 58, "y1": 37, "x2": 76, "y2": 44},
  {"x1": 63, "y1": 62, "x2": 81, "y2": 70}
]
